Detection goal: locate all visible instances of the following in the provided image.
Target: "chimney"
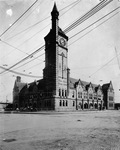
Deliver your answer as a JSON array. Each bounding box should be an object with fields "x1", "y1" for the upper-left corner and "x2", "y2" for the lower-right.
[
  {"x1": 16, "y1": 76, "x2": 21, "y2": 82},
  {"x1": 67, "y1": 68, "x2": 70, "y2": 96}
]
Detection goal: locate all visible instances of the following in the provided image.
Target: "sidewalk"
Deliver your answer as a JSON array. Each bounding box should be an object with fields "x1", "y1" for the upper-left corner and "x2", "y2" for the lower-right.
[{"x1": 0, "y1": 109, "x2": 109, "y2": 115}]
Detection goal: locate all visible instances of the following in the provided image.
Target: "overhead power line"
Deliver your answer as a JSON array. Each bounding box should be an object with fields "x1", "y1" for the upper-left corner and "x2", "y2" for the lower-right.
[
  {"x1": 15, "y1": 0, "x2": 82, "y2": 48},
  {"x1": 0, "y1": 39, "x2": 44, "y2": 62},
  {"x1": 60, "y1": 0, "x2": 81, "y2": 11},
  {"x1": 60, "y1": 0, "x2": 81, "y2": 16},
  {"x1": 65, "y1": 0, "x2": 111, "y2": 32},
  {"x1": 1, "y1": 0, "x2": 82, "y2": 63},
  {"x1": 25, "y1": 61, "x2": 44, "y2": 71},
  {"x1": 0, "y1": 40, "x2": 33, "y2": 56},
  {"x1": 0, "y1": 0, "x2": 114, "y2": 75},
  {"x1": 89, "y1": 53, "x2": 120, "y2": 78},
  {"x1": 115, "y1": 46, "x2": 120, "y2": 71},
  {"x1": 6, "y1": 0, "x2": 81, "y2": 41},
  {"x1": 70, "y1": 7, "x2": 120, "y2": 39},
  {"x1": 10, "y1": 4, "x2": 119, "y2": 73},
  {"x1": 5, "y1": 0, "x2": 44, "y2": 40},
  {"x1": 69, "y1": 11, "x2": 120, "y2": 47},
  {"x1": 16, "y1": 1, "x2": 117, "y2": 71},
  {"x1": 10, "y1": 0, "x2": 111, "y2": 42},
  {"x1": 0, "y1": 65, "x2": 43, "y2": 78},
  {"x1": 6, "y1": 16, "x2": 50, "y2": 41},
  {"x1": 89, "y1": 45, "x2": 120, "y2": 78},
  {"x1": 69, "y1": 7, "x2": 120, "y2": 44},
  {"x1": 0, "y1": 0, "x2": 82, "y2": 71},
  {"x1": 64, "y1": 0, "x2": 113, "y2": 33},
  {"x1": 12, "y1": 53, "x2": 45, "y2": 71},
  {"x1": 0, "y1": 45, "x2": 45, "y2": 74},
  {"x1": 0, "y1": 0, "x2": 38, "y2": 38}
]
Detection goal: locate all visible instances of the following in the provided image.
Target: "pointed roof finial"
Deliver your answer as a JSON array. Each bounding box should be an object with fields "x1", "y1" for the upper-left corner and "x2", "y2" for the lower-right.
[
  {"x1": 53, "y1": 2, "x2": 58, "y2": 12},
  {"x1": 52, "y1": 2, "x2": 59, "y2": 15}
]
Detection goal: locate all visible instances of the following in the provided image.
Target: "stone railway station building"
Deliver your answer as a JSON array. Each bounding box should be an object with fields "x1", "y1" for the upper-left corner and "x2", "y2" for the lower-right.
[{"x1": 13, "y1": 4, "x2": 114, "y2": 111}]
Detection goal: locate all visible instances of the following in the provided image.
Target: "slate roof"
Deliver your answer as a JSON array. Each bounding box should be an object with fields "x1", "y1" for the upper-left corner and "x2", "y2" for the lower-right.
[
  {"x1": 69, "y1": 77, "x2": 99, "y2": 91},
  {"x1": 58, "y1": 27, "x2": 68, "y2": 40},
  {"x1": 19, "y1": 79, "x2": 44, "y2": 94},
  {"x1": 102, "y1": 83, "x2": 111, "y2": 92},
  {"x1": 13, "y1": 81, "x2": 26, "y2": 92},
  {"x1": 37, "y1": 79, "x2": 45, "y2": 90}
]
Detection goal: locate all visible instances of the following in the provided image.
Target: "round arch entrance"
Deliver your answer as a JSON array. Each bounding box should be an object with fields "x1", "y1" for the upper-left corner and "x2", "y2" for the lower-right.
[{"x1": 84, "y1": 102, "x2": 88, "y2": 109}]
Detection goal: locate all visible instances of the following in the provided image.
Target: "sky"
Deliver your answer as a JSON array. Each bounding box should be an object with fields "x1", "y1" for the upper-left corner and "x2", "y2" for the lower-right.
[{"x1": 0, "y1": 0, "x2": 120, "y2": 103}]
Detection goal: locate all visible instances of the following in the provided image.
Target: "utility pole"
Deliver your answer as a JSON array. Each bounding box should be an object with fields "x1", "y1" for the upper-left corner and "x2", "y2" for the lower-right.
[{"x1": 115, "y1": 46, "x2": 120, "y2": 71}]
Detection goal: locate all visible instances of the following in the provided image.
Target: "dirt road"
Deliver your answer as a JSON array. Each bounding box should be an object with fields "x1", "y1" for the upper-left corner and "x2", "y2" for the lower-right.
[{"x1": 0, "y1": 110, "x2": 120, "y2": 150}]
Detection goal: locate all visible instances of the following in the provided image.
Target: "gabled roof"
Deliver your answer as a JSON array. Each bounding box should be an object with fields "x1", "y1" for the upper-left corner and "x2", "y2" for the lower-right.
[
  {"x1": 69, "y1": 77, "x2": 100, "y2": 91},
  {"x1": 38, "y1": 79, "x2": 44, "y2": 90},
  {"x1": 27, "y1": 79, "x2": 44, "y2": 92},
  {"x1": 19, "y1": 79, "x2": 44, "y2": 94},
  {"x1": 13, "y1": 81, "x2": 26, "y2": 92},
  {"x1": 19, "y1": 84, "x2": 28, "y2": 94},
  {"x1": 102, "y1": 83, "x2": 110, "y2": 90},
  {"x1": 102, "y1": 81, "x2": 113, "y2": 92},
  {"x1": 75, "y1": 79, "x2": 83, "y2": 86},
  {"x1": 94, "y1": 85, "x2": 102, "y2": 92},
  {"x1": 44, "y1": 29, "x2": 53, "y2": 41},
  {"x1": 45, "y1": 27, "x2": 68, "y2": 41},
  {"x1": 70, "y1": 78, "x2": 77, "y2": 89},
  {"x1": 58, "y1": 27, "x2": 68, "y2": 40}
]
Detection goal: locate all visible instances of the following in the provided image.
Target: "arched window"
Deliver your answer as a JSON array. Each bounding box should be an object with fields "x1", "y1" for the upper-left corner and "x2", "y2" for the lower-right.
[
  {"x1": 59, "y1": 89, "x2": 61, "y2": 97},
  {"x1": 66, "y1": 100, "x2": 68, "y2": 106},
  {"x1": 62, "y1": 89, "x2": 64, "y2": 97},
  {"x1": 59, "y1": 100, "x2": 62, "y2": 106},
  {"x1": 65, "y1": 90, "x2": 67, "y2": 97},
  {"x1": 73, "y1": 101, "x2": 75, "y2": 106},
  {"x1": 78, "y1": 92, "x2": 82, "y2": 98},
  {"x1": 72, "y1": 91, "x2": 75, "y2": 98},
  {"x1": 63, "y1": 100, "x2": 65, "y2": 106}
]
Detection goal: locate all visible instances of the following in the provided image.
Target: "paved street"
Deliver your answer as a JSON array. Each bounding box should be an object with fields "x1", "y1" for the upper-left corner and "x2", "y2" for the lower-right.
[{"x1": 0, "y1": 110, "x2": 120, "y2": 150}]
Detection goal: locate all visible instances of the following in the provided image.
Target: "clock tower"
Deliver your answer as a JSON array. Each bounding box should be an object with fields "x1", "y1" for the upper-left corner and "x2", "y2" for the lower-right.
[{"x1": 43, "y1": 3, "x2": 68, "y2": 108}]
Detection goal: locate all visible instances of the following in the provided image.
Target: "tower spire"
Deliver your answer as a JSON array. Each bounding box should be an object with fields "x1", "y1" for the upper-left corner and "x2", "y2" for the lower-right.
[
  {"x1": 52, "y1": 2, "x2": 58, "y2": 12},
  {"x1": 51, "y1": 2, "x2": 59, "y2": 20}
]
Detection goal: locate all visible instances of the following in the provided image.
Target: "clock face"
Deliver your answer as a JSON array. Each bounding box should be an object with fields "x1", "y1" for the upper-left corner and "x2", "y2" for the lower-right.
[{"x1": 59, "y1": 38, "x2": 66, "y2": 47}]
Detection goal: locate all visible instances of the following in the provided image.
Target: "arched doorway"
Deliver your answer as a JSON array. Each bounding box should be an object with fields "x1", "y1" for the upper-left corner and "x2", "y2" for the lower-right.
[
  {"x1": 15, "y1": 104, "x2": 18, "y2": 109},
  {"x1": 77, "y1": 102, "x2": 82, "y2": 110},
  {"x1": 94, "y1": 103, "x2": 98, "y2": 109},
  {"x1": 89, "y1": 103, "x2": 93, "y2": 109},
  {"x1": 98, "y1": 103, "x2": 102, "y2": 110},
  {"x1": 84, "y1": 102, "x2": 88, "y2": 109},
  {"x1": 33, "y1": 102, "x2": 37, "y2": 110}
]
